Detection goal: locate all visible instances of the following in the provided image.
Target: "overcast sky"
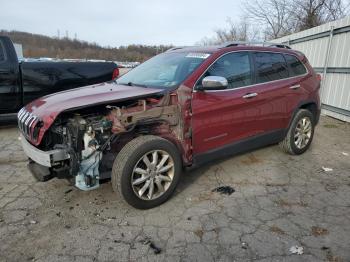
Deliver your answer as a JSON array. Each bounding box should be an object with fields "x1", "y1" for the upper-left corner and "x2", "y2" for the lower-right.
[{"x1": 0, "y1": 0, "x2": 244, "y2": 47}]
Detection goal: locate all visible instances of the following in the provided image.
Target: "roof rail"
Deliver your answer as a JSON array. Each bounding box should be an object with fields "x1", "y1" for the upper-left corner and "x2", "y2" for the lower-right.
[
  {"x1": 220, "y1": 41, "x2": 291, "y2": 49},
  {"x1": 166, "y1": 47, "x2": 186, "y2": 52}
]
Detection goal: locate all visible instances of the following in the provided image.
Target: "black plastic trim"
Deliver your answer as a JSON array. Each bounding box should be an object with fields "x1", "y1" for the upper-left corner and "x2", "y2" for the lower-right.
[{"x1": 193, "y1": 129, "x2": 285, "y2": 166}]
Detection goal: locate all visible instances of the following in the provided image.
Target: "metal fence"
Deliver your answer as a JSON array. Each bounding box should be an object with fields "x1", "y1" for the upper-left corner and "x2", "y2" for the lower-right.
[{"x1": 272, "y1": 16, "x2": 350, "y2": 122}]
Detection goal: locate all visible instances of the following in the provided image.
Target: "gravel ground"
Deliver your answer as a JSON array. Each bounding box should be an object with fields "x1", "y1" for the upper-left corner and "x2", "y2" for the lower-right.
[{"x1": 0, "y1": 115, "x2": 349, "y2": 262}]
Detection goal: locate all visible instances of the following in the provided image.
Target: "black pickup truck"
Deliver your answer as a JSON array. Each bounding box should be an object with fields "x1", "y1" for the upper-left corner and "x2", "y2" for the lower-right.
[{"x1": 0, "y1": 36, "x2": 119, "y2": 119}]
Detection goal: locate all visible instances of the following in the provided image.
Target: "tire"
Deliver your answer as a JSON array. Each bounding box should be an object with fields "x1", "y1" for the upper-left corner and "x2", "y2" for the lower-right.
[
  {"x1": 111, "y1": 135, "x2": 182, "y2": 209},
  {"x1": 279, "y1": 109, "x2": 315, "y2": 155}
]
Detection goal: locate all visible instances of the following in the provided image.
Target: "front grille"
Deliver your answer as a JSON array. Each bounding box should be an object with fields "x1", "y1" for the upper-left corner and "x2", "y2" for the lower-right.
[{"x1": 17, "y1": 108, "x2": 41, "y2": 142}]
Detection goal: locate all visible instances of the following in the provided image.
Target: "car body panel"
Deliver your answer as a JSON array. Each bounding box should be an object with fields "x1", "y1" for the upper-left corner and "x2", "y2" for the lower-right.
[{"x1": 24, "y1": 82, "x2": 164, "y2": 145}]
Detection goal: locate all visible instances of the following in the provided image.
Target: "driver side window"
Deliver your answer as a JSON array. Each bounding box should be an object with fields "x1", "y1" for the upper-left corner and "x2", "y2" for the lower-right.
[{"x1": 197, "y1": 52, "x2": 253, "y2": 89}]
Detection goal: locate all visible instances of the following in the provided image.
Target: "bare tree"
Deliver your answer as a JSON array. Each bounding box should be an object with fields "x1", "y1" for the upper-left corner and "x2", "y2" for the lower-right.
[
  {"x1": 243, "y1": 0, "x2": 347, "y2": 39},
  {"x1": 198, "y1": 18, "x2": 259, "y2": 45},
  {"x1": 292, "y1": 0, "x2": 347, "y2": 31},
  {"x1": 244, "y1": 0, "x2": 295, "y2": 39}
]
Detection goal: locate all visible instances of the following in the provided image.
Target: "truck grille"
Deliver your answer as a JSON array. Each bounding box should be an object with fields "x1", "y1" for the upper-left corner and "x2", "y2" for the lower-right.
[{"x1": 17, "y1": 108, "x2": 41, "y2": 142}]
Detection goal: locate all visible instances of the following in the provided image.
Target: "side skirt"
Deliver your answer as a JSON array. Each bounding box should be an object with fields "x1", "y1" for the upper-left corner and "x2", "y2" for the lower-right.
[{"x1": 192, "y1": 129, "x2": 286, "y2": 167}]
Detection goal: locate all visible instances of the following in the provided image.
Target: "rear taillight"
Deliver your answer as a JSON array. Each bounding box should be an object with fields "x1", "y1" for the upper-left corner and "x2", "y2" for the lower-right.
[
  {"x1": 112, "y1": 68, "x2": 119, "y2": 80},
  {"x1": 316, "y1": 73, "x2": 322, "y2": 82}
]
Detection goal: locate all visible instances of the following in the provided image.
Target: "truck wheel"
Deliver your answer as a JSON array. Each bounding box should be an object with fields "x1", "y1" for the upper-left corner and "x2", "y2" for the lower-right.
[
  {"x1": 279, "y1": 109, "x2": 315, "y2": 155},
  {"x1": 111, "y1": 135, "x2": 182, "y2": 209}
]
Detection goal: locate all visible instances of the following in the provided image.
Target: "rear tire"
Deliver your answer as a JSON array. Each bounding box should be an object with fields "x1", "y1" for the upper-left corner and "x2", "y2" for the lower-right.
[
  {"x1": 111, "y1": 135, "x2": 182, "y2": 209},
  {"x1": 279, "y1": 109, "x2": 315, "y2": 155}
]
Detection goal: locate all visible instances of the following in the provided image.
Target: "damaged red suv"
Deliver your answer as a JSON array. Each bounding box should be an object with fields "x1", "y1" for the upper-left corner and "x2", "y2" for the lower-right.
[{"x1": 18, "y1": 42, "x2": 321, "y2": 209}]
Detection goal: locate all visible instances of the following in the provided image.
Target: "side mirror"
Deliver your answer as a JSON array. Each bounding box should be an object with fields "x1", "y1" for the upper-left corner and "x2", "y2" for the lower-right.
[{"x1": 198, "y1": 76, "x2": 228, "y2": 91}]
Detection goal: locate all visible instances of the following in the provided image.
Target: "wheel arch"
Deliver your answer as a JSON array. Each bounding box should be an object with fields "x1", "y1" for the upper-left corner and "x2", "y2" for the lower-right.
[
  {"x1": 288, "y1": 100, "x2": 320, "y2": 131},
  {"x1": 110, "y1": 122, "x2": 185, "y2": 167}
]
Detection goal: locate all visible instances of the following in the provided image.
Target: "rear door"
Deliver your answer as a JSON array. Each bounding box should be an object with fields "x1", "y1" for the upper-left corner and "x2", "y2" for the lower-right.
[
  {"x1": 250, "y1": 51, "x2": 292, "y2": 134},
  {"x1": 282, "y1": 54, "x2": 309, "y2": 121},
  {"x1": 0, "y1": 38, "x2": 21, "y2": 113}
]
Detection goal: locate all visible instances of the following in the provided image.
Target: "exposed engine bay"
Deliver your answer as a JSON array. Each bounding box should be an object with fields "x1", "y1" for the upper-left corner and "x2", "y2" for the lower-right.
[{"x1": 42, "y1": 95, "x2": 180, "y2": 191}]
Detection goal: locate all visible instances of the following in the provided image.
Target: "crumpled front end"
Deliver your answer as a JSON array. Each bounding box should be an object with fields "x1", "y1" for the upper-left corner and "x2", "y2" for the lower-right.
[{"x1": 19, "y1": 91, "x2": 184, "y2": 192}]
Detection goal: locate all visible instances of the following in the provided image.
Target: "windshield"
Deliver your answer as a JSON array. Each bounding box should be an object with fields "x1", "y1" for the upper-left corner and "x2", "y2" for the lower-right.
[{"x1": 116, "y1": 52, "x2": 210, "y2": 88}]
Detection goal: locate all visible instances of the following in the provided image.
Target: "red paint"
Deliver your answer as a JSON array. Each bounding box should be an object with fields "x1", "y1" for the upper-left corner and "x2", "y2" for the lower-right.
[
  {"x1": 112, "y1": 68, "x2": 120, "y2": 80},
  {"x1": 25, "y1": 83, "x2": 162, "y2": 145},
  {"x1": 23, "y1": 45, "x2": 320, "y2": 164}
]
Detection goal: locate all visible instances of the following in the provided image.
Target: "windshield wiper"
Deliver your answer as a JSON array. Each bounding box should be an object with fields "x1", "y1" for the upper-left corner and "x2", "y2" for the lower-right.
[
  {"x1": 127, "y1": 82, "x2": 148, "y2": 88},
  {"x1": 116, "y1": 81, "x2": 148, "y2": 88}
]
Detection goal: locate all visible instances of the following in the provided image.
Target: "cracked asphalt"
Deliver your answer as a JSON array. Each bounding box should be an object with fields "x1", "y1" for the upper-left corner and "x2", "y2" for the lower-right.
[{"x1": 0, "y1": 116, "x2": 349, "y2": 262}]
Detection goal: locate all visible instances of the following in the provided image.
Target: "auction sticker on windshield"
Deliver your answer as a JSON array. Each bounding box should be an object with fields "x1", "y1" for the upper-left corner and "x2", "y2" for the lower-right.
[{"x1": 186, "y1": 53, "x2": 210, "y2": 59}]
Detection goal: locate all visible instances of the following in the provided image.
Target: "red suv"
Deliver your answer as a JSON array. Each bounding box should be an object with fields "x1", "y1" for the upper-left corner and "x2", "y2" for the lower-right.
[{"x1": 18, "y1": 42, "x2": 321, "y2": 209}]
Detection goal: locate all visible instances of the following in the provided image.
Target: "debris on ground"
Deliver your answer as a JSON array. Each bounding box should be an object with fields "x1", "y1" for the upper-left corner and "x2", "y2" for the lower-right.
[
  {"x1": 270, "y1": 225, "x2": 286, "y2": 235},
  {"x1": 325, "y1": 183, "x2": 337, "y2": 192},
  {"x1": 149, "y1": 242, "x2": 162, "y2": 254},
  {"x1": 29, "y1": 220, "x2": 37, "y2": 224},
  {"x1": 290, "y1": 246, "x2": 304, "y2": 255},
  {"x1": 139, "y1": 236, "x2": 162, "y2": 254},
  {"x1": 322, "y1": 167, "x2": 333, "y2": 172},
  {"x1": 341, "y1": 152, "x2": 349, "y2": 156},
  {"x1": 64, "y1": 189, "x2": 73, "y2": 194},
  {"x1": 311, "y1": 226, "x2": 329, "y2": 236},
  {"x1": 212, "y1": 186, "x2": 235, "y2": 195},
  {"x1": 241, "y1": 242, "x2": 248, "y2": 249},
  {"x1": 193, "y1": 229, "x2": 204, "y2": 239}
]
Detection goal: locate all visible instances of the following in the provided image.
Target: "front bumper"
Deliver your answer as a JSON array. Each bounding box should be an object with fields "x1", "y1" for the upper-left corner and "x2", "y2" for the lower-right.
[{"x1": 20, "y1": 134, "x2": 70, "y2": 167}]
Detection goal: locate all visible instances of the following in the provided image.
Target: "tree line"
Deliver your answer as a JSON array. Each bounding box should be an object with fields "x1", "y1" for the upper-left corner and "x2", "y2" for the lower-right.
[{"x1": 0, "y1": 30, "x2": 172, "y2": 62}]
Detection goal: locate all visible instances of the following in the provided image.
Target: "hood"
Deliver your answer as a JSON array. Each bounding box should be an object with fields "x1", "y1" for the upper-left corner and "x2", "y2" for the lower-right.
[
  {"x1": 24, "y1": 82, "x2": 163, "y2": 145},
  {"x1": 26, "y1": 81, "x2": 163, "y2": 117}
]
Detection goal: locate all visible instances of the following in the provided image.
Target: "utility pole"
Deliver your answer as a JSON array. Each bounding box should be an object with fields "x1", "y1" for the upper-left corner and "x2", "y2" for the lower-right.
[{"x1": 57, "y1": 29, "x2": 60, "y2": 39}]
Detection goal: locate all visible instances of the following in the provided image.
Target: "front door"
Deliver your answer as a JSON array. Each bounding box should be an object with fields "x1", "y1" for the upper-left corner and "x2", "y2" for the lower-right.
[{"x1": 191, "y1": 51, "x2": 259, "y2": 154}]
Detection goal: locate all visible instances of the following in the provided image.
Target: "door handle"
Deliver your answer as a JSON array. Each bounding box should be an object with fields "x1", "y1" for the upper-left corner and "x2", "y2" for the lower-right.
[
  {"x1": 242, "y1": 93, "x2": 258, "y2": 99},
  {"x1": 290, "y1": 84, "x2": 301, "y2": 90}
]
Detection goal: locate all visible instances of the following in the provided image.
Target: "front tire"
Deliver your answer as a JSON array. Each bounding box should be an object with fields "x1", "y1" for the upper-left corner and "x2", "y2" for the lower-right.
[
  {"x1": 111, "y1": 135, "x2": 182, "y2": 209},
  {"x1": 279, "y1": 109, "x2": 315, "y2": 155}
]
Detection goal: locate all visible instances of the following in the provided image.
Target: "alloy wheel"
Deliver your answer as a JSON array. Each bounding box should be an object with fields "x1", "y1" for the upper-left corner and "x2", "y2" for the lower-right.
[
  {"x1": 131, "y1": 150, "x2": 174, "y2": 200},
  {"x1": 294, "y1": 117, "x2": 312, "y2": 149}
]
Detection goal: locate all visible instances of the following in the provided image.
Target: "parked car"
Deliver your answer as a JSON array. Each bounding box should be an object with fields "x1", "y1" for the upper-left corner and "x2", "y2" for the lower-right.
[
  {"x1": 0, "y1": 36, "x2": 119, "y2": 119},
  {"x1": 18, "y1": 42, "x2": 321, "y2": 209}
]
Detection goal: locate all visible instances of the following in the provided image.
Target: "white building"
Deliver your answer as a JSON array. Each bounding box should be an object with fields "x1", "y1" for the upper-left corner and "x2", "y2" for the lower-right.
[{"x1": 273, "y1": 16, "x2": 350, "y2": 122}]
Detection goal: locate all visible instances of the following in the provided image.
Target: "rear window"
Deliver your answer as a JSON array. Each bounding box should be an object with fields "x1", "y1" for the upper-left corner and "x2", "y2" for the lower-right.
[
  {"x1": 285, "y1": 54, "x2": 307, "y2": 76},
  {"x1": 254, "y1": 52, "x2": 289, "y2": 83},
  {"x1": 0, "y1": 42, "x2": 5, "y2": 62}
]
